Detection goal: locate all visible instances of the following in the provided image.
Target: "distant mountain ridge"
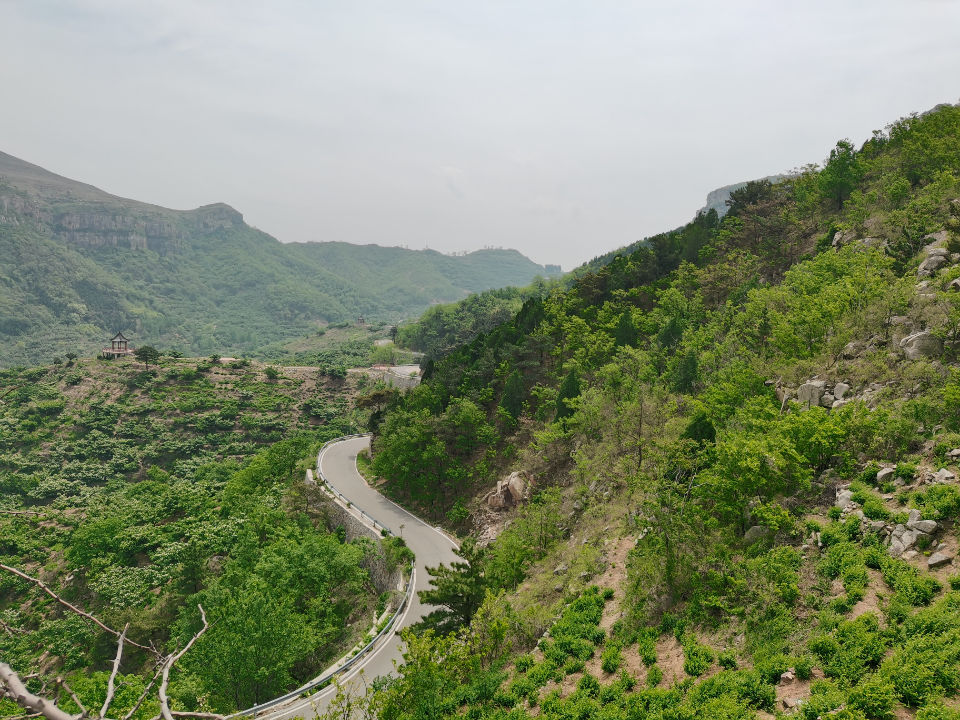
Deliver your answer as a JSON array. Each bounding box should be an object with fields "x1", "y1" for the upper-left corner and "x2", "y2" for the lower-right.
[{"x1": 0, "y1": 151, "x2": 561, "y2": 366}]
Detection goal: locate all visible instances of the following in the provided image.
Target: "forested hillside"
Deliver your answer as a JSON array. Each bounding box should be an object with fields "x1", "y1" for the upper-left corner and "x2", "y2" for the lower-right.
[
  {"x1": 0, "y1": 356, "x2": 411, "y2": 714},
  {"x1": 353, "y1": 103, "x2": 960, "y2": 719},
  {"x1": 0, "y1": 151, "x2": 561, "y2": 367}
]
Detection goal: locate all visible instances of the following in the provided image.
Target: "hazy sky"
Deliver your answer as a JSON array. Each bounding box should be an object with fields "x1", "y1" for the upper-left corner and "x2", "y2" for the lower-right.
[{"x1": 2, "y1": 1, "x2": 959, "y2": 269}]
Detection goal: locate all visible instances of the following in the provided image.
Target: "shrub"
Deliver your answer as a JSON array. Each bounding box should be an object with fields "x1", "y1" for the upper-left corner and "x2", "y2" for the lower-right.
[
  {"x1": 647, "y1": 664, "x2": 663, "y2": 687},
  {"x1": 638, "y1": 633, "x2": 658, "y2": 666},
  {"x1": 682, "y1": 637, "x2": 714, "y2": 677},
  {"x1": 794, "y1": 655, "x2": 814, "y2": 680},
  {"x1": 717, "y1": 649, "x2": 738, "y2": 670},
  {"x1": 601, "y1": 643, "x2": 622, "y2": 674},
  {"x1": 515, "y1": 654, "x2": 534, "y2": 673},
  {"x1": 848, "y1": 674, "x2": 897, "y2": 720}
]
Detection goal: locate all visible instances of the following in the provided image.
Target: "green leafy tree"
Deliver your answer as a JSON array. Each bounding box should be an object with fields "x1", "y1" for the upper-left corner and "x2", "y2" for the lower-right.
[
  {"x1": 419, "y1": 537, "x2": 487, "y2": 633},
  {"x1": 133, "y1": 345, "x2": 160, "y2": 369},
  {"x1": 819, "y1": 139, "x2": 863, "y2": 208},
  {"x1": 188, "y1": 582, "x2": 313, "y2": 710}
]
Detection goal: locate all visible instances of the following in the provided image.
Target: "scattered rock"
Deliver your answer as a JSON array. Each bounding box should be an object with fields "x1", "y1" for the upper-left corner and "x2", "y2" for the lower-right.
[
  {"x1": 820, "y1": 393, "x2": 836, "y2": 408},
  {"x1": 841, "y1": 340, "x2": 866, "y2": 359},
  {"x1": 949, "y1": 278, "x2": 960, "y2": 292},
  {"x1": 782, "y1": 697, "x2": 803, "y2": 709},
  {"x1": 913, "y1": 520, "x2": 939, "y2": 534},
  {"x1": 903, "y1": 550, "x2": 919, "y2": 561},
  {"x1": 797, "y1": 380, "x2": 827, "y2": 409},
  {"x1": 835, "y1": 489, "x2": 854, "y2": 510},
  {"x1": 929, "y1": 551, "x2": 954, "y2": 569},
  {"x1": 744, "y1": 525, "x2": 769, "y2": 544},
  {"x1": 834, "y1": 382, "x2": 851, "y2": 400},
  {"x1": 900, "y1": 330, "x2": 944, "y2": 360},
  {"x1": 780, "y1": 670, "x2": 795, "y2": 684},
  {"x1": 934, "y1": 468, "x2": 957, "y2": 483},
  {"x1": 918, "y1": 254, "x2": 949, "y2": 277},
  {"x1": 876, "y1": 467, "x2": 895, "y2": 483},
  {"x1": 908, "y1": 509, "x2": 922, "y2": 525},
  {"x1": 948, "y1": 448, "x2": 960, "y2": 458},
  {"x1": 487, "y1": 472, "x2": 530, "y2": 509}
]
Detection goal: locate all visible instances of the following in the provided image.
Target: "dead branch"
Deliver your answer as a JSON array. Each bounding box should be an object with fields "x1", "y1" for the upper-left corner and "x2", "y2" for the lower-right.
[
  {"x1": 99, "y1": 623, "x2": 128, "y2": 719},
  {"x1": 0, "y1": 663, "x2": 75, "y2": 720},
  {"x1": 158, "y1": 605, "x2": 208, "y2": 720},
  {"x1": 0, "y1": 564, "x2": 157, "y2": 656},
  {"x1": 56, "y1": 677, "x2": 87, "y2": 719},
  {"x1": 120, "y1": 664, "x2": 163, "y2": 720}
]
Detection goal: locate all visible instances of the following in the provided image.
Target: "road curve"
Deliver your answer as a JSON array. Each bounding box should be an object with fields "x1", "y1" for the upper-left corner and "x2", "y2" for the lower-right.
[{"x1": 264, "y1": 435, "x2": 459, "y2": 720}]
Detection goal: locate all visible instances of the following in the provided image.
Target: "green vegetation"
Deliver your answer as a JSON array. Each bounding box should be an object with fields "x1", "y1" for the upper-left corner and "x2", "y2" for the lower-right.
[
  {"x1": 342, "y1": 103, "x2": 960, "y2": 718},
  {"x1": 0, "y1": 356, "x2": 390, "y2": 713}
]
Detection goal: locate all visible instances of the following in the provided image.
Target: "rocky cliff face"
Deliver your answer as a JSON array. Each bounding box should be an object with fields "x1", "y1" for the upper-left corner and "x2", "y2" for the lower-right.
[{"x1": 700, "y1": 174, "x2": 790, "y2": 217}]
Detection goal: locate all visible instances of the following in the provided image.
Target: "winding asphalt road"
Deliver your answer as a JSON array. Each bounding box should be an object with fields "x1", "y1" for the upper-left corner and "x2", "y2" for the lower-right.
[{"x1": 263, "y1": 435, "x2": 459, "y2": 719}]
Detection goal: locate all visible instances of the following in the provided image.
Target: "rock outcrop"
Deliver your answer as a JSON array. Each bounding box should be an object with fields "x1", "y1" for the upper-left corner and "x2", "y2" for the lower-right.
[
  {"x1": 487, "y1": 471, "x2": 529, "y2": 510},
  {"x1": 900, "y1": 330, "x2": 943, "y2": 360}
]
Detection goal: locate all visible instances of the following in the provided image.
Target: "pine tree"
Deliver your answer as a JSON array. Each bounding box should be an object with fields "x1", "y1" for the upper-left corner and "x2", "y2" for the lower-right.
[
  {"x1": 614, "y1": 311, "x2": 639, "y2": 347},
  {"x1": 499, "y1": 370, "x2": 525, "y2": 420},
  {"x1": 419, "y1": 538, "x2": 487, "y2": 633},
  {"x1": 555, "y1": 368, "x2": 581, "y2": 421}
]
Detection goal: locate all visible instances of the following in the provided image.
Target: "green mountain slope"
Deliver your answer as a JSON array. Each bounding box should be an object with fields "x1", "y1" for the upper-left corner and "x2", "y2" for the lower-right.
[
  {"x1": 0, "y1": 151, "x2": 561, "y2": 366},
  {"x1": 355, "y1": 102, "x2": 960, "y2": 718}
]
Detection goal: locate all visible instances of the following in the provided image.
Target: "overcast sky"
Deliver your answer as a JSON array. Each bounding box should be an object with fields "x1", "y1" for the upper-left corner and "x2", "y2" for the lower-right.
[{"x1": 2, "y1": 1, "x2": 959, "y2": 269}]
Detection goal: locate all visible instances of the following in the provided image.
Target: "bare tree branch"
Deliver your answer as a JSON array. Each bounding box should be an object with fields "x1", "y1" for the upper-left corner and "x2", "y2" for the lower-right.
[
  {"x1": 0, "y1": 564, "x2": 157, "y2": 656},
  {"x1": 99, "y1": 624, "x2": 128, "y2": 719},
  {"x1": 158, "y1": 605, "x2": 208, "y2": 720},
  {"x1": 56, "y1": 677, "x2": 86, "y2": 719},
  {"x1": 120, "y1": 664, "x2": 163, "y2": 720},
  {"x1": 0, "y1": 663, "x2": 75, "y2": 720}
]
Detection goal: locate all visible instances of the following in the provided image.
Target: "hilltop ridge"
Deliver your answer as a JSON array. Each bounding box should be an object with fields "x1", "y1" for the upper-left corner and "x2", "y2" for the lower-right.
[{"x1": 0, "y1": 151, "x2": 561, "y2": 366}]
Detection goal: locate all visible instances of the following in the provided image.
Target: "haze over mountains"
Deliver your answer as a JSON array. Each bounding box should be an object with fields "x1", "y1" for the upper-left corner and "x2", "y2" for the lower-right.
[{"x1": 0, "y1": 151, "x2": 561, "y2": 366}]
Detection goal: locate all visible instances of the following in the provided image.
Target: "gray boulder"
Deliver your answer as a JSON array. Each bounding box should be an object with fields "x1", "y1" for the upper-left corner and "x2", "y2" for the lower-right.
[
  {"x1": 798, "y1": 380, "x2": 827, "y2": 409},
  {"x1": 929, "y1": 551, "x2": 954, "y2": 569},
  {"x1": 918, "y1": 254, "x2": 949, "y2": 277},
  {"x1": 909, "y1": 519, "x2": 938, "y2": 534},
  {"x1": 877, "y1": 467, "x2": 895, "y2": 483},
  {"x1": 935, "y1": 468, "x2": 957, "y2": 483},
  {"x1": 743, "y1": 525, "x2": 769, "y2": 543},
  {"x1": 900, "y1": 330, "x2": 943, "y2": 360},
  {"x1": 834, "y1": 382, "x2": 851, "y2": 400},
  {"x1": 835, "y1": 489, "x2": 854, "y2": 509}
]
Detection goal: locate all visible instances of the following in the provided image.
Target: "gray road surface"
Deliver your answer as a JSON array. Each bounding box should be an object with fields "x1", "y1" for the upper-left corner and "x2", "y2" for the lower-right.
[{"x1": 262, "y1": 435, "x2": 458, "y2": 719}]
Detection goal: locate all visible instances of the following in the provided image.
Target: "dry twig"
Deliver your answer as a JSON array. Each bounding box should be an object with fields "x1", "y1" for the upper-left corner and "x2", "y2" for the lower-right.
[
  {"x1": 99, "y1": 624, "x2": 128, "y2": 719},
  {"x1": 158, "y1": 605, "x2": 209, "y2": 720}
]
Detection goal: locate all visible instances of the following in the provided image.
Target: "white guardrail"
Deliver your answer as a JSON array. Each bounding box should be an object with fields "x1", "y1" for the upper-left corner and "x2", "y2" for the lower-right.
[{"x1": 225, "y1": 433, "x2": 414, "y2": 719}]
